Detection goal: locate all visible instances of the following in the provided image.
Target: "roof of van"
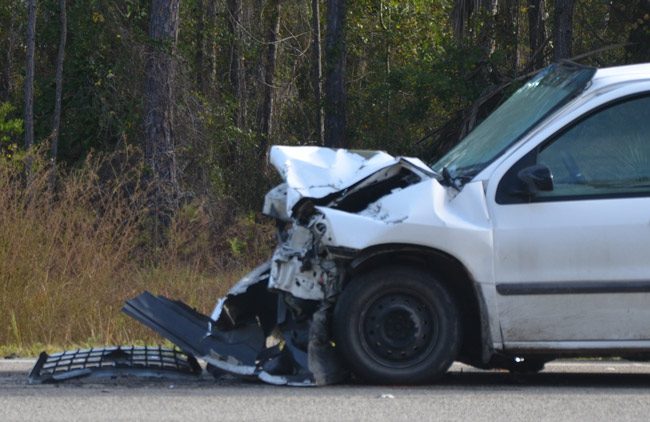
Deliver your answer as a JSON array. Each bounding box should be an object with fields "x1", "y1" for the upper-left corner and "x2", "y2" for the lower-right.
[{"x1": 592, "y1": 62, "x2": 650, "y2": 86}]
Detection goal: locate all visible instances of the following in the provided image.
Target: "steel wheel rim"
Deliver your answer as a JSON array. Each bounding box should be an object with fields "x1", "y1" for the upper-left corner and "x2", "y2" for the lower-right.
[{"x1": 360, "y1": 291, "x2": 439, "y2": 368}]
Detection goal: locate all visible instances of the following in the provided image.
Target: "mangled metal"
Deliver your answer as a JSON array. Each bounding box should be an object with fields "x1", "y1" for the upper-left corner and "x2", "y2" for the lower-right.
[
  {"x1": 114, "y1": 146, "x2": 442, "y2": 386},
  {"x1": 33, "y1": 145, "x2": 482, "y2": 386},
  {"x1": 266, "y1": 146, "x2": 434, "y2": 214},
  {"x1": 268, "y1": 216, "x2": 337, "y2": 301},
  {"x1": 122, "y1": 259, "x2": 346, "y2": 386},
  {"x1": 28, "y1": 346, "x2": 201, "y2": 384}
]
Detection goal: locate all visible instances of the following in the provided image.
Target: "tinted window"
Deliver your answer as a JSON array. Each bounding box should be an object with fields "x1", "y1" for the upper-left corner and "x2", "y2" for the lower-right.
[{"x1": 537, "y1": 95, "x2": 650, "y2": 198}]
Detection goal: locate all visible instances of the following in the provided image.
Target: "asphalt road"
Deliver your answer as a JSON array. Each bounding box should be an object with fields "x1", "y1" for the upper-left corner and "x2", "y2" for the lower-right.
[{"x1": 3, "y1": 359, "x2": 650, "y2": 421}]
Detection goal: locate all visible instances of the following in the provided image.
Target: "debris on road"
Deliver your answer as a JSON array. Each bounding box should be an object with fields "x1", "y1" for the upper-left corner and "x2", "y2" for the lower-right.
[{"x1": 28, "y1": 346, "x2": 201, "y2": 384}]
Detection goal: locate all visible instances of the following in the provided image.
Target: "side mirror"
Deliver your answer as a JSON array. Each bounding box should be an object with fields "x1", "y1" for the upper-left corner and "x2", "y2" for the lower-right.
[{"x1": 517, "y1": 164, "x2": 553, "y2": 194}]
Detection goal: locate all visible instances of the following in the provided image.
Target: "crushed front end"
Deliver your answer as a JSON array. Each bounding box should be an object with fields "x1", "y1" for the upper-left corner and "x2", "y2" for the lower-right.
[{"x1": 121, "y1": 146, "x2": 437, "y2": 386}]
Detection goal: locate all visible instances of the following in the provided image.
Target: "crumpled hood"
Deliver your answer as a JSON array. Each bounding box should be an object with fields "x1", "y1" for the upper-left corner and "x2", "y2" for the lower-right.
[{"x1": 266, "y1": 145, "x2": 435, "y2": 218}]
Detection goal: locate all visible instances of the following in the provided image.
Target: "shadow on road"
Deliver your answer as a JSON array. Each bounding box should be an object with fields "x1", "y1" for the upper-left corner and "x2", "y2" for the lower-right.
[
  {"x1": 6, "y1": 359, "x2": 650, "y2": 390},
  {"x1": 441, "y1": 370, "x2": 650, "y2": 389}
]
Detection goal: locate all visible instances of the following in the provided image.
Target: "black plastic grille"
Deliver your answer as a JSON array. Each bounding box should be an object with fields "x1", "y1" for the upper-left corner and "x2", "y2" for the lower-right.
[{"x1": 29, "y1": 345, "x2": 202, "y2": 384}]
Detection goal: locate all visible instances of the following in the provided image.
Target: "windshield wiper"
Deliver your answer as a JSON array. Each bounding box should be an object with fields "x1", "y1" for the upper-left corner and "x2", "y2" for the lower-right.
[
  {"x1": 439, "y1": 166, "x2": 477, "y2": 190},
  {"x1": 441, "y1": 167, "x2": 462, "y2": 190}
]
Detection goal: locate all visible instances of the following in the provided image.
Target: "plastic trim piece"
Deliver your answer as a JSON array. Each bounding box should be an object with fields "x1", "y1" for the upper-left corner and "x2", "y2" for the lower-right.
[
  {"x1": 28, "y1": 346, "x2": 201, "y2": 384},
  {"x1": 496, "y1": 281, "x2": 650, "y2": 296}
]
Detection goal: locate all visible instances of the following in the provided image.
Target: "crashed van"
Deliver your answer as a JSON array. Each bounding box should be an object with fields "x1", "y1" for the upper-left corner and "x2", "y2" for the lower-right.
[{"x1": 31, "y1": 62, "x2": 650, "y2": 386}]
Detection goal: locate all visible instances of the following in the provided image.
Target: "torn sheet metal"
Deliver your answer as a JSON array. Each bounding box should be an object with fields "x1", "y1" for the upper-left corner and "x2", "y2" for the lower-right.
[
  {"x1": 263, "y1": 146, "x2": 441, "y2": 302},
  {"x1": 267, "y1": 145, "x2": 435, "y2": 217},
  {"x1": 33, "y1": 146, "x2": 492, "y2": 388},
  {"x1": 122, "y1": 263, "x2": 347, "y2": 386},
  {"x1": 116, "y1": 146, "x2": 490, "y2": 387},
  {"x1": 123, "y1": 292, "x2": 268, "y2": 367},
  {"x1": 28, "y1": 346, "x2": 201, "y2": 384},
  {"x1": 312, "y1": 179, "x2": 493, "y2": 285},
  {"x1": 267, "y1": 217, "x2": 339, "y2": 301},
  {"x1": 210, "y1": 261, "x2": 272, "y2": 321}
]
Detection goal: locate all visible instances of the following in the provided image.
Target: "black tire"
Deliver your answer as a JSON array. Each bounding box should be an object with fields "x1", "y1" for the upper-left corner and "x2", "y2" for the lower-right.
[{"x1": 333, "y1": 266, "x2": 461, "y2": 384}]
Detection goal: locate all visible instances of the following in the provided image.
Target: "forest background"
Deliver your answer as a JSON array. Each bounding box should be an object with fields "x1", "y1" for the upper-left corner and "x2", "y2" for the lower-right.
[{"x1": 0, "y1": 0, "x2": 649, "y2": 354}]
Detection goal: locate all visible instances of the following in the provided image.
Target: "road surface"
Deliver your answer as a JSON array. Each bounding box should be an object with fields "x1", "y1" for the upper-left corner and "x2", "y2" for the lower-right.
[{"x1": 3, "y1": 359, "x2": 650, "y2": 421}]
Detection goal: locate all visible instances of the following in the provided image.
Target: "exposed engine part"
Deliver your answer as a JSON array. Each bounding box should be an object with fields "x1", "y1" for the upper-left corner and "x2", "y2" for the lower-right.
[{"x1": 268, "y1": 216, "x2": 338, "y2": 301}]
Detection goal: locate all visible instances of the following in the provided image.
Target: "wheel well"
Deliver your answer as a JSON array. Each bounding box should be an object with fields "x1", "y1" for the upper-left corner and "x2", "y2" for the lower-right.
[{"x1": 347, "y1": 244, "x2": 487, "y2": 365}]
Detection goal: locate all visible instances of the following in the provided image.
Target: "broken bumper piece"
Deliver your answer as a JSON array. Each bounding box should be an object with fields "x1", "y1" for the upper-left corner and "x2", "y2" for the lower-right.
[
  {"x1": 122, "y1": 265, "x2": 347, "y2": 386},
  {"x1": 28, "y1": 346, "x2": 201, "y2": 384},
  {"x1": 123, "y1": 292, "x2": 265, "y2": 365},
  {"x1": 123, "y1": 291, "x2": 266, "y2": 376}
]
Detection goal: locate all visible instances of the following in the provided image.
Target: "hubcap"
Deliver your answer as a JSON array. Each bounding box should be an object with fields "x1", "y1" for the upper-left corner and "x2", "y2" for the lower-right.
[{"x1": 362, "y1": 293, "x2": 437, "y2": 366}]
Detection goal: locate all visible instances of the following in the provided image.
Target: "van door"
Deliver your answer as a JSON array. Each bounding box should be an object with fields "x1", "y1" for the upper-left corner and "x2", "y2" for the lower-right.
[{"x1": 491, "y1": 94, "x2": 650, "y2": 347}]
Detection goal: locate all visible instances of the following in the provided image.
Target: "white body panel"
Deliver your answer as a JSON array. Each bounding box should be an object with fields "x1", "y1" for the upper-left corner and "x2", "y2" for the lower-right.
[
  {"x1": 482, "y1": 75, "x2": 650, "y2": 348},
  {"x1": 317, "y1": 179, "x2": 493, "y2": 285},
  {"x1": 491, "y1": 197, "x2": 650, "y2": 342},
  {"x1": 265, "y1": 63, "x2": 650, "y2": 356}
]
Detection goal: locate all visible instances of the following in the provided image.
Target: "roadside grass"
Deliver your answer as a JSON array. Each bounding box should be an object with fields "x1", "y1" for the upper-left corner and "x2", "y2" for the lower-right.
[{"x1": 0, "y1": 150, "x2": 274, "y2": 357}]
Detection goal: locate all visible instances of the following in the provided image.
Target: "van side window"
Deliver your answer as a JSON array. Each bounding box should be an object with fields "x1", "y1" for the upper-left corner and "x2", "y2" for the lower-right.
[{"x1": 537, "y1": 95, "x2": 650, "y2": 198}]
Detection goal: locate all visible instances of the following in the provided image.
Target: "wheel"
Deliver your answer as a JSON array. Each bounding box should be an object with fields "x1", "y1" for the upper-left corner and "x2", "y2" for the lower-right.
[{"x1": 333, "y1": 266, "x2": 461, "y2": 384}]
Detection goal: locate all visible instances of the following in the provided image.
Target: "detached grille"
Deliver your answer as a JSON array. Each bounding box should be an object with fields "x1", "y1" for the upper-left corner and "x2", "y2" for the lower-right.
[{"x1": 28, "y1": 345, "x2": 202, "y2": 384}]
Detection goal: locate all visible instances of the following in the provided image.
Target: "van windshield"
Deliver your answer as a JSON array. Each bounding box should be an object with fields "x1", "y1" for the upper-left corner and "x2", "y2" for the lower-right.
[{"x1": 432, "y1": 64, "x2": 596, "y2": 185}]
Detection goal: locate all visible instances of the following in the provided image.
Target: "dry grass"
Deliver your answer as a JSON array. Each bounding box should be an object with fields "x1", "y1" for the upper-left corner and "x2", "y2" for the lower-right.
[{"x1": 0, "y1": 149, "x2": 274, "y2": 355}]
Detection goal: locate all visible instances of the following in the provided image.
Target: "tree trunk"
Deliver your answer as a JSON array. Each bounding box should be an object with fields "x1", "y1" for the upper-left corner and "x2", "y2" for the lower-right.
[
  {"x1": 228, "y1": 0, "x2": 246, "y2": 128},
  {"x1": 626, "y1": 0, "x2": 650, "y2": 62},
  {"x1": 51, "y1": 0, "x2": 67, "y2": 170},
  {"x1": 24, "y1": 0, "x2": 36, "y2": 150},
  {"x1": 310, "y1": 0, "x2": 324, "y2": 145},
  {"x1": 195, "y1": 0, "x2": 205, "y2": 93},
  {"x1": 1, "y1": 14, "x2": 17, "y2": 101},
  {"x1": 497, "y1": 0, "x2": 519, "y2": 75},
  {"x1": 207, "y1": 0, "x2": 218, "y2": 91},
  {"x1": 451, "y1": 0, "x2": 473, "y2": 41},
  {"x1": 527, "y1": 0, "x2": 546, "y2": 69},
  {"x1": 324, "y1": 0, "x2": 346, "y2": 148},
  {"x1": 553, "y1": 0, "x2": 575, "y2": 61},
  {"x1": 479, "y1": 0, "x2": 498, "y2": 57},
  {"x1": 379, "y1": 0, "x2": 391, "y2": 75},
  {"x1": 144, "y1": 0, "x2": 181, "y2": 234},
  {"x1": 259, "y1": 0, "x2": 281, "y2": 156},
  {"x1": 452, "y1": 0, "x2": 498, "y2": 56}
]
